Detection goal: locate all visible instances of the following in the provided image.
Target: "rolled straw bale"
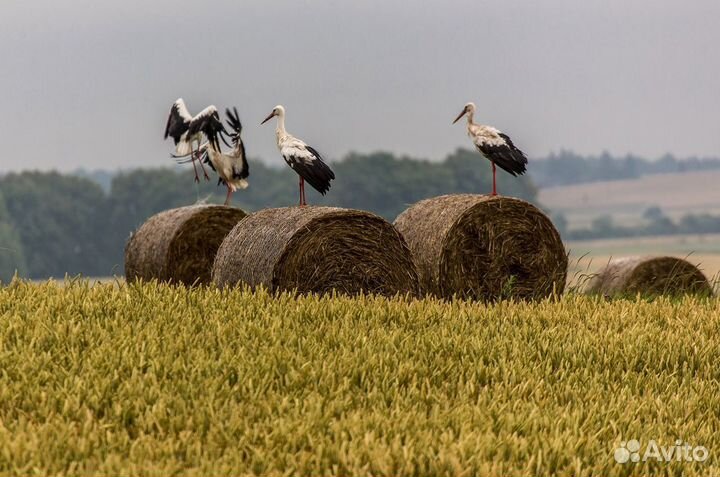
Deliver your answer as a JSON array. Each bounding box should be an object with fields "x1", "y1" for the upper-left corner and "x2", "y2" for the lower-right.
[
  {"x1": 125, "y1": 205, "x2": 247, "y2": 285},
  {"x1": 394, "y1": 194, "x2": 568, "y2": 301},
  {"x1": 585, "y1": 256, "x2": 713, "y2": 297},
  {"x1": 212, "y1": 206, "x2": 419, "y2": 297}
]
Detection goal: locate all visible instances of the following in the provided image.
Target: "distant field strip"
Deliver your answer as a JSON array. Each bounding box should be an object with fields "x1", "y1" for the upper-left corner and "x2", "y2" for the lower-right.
[
  {"x1": 539, "y1": 170, "x2": 720, "y2": 228},
  {"x1": 1, "y1": 282, "x2": 719, "y2": 475}
]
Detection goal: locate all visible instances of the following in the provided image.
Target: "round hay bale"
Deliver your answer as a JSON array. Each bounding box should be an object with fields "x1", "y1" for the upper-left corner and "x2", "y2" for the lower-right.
[
  {"x1": 125, "y1": 205, "x2": 247, "y2": 286},
  {"x1": 585, "y1": 256, "x2": 713, "y2": 297},
  {"x1": 212, "y1": 206, "x2": 419, "y2": 297},
  {"x1": 393, "y1": 194, "x2": 568, "y2": 301}
]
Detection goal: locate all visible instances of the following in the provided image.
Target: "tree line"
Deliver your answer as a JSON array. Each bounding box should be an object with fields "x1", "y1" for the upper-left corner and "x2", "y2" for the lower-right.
[
  {"x1": 4, "y1": 149, "x2": 720, "y2": 281},
  {"x1": 531, "y1": 150, "x2": 720, "y2": 188},
  {"x1": 557, "y1": 206, "x2": 720, "y2": 241},
  {"x1": 0, "y1": 149, "x2": 536, "y2": 281}
]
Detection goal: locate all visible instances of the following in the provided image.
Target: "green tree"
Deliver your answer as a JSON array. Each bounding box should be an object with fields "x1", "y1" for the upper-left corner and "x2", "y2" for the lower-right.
[
  {"x1": 642, "y1": 206, "x2": 665, "y2": 222},
  {"x1": 0, "y1": 189, "x2": 27, "y2": 282},
  {"x1": 327, "y1": 152, "x2": 453, "y2": 219},
  {"x1": 0, "y1": 150, "x2": 542, "y2": 279},
  {"x1": 0, "y1": 172, "x2": 109, "y2": 278}
]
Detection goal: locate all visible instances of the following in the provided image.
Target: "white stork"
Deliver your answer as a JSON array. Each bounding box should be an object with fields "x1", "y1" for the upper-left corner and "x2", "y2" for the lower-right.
[
  {"x1": 452, "y1": 102, "x2": 528, "y2": 196},
  {"x1": 164, "y1": 98, "x2": 228, "y2": 183},
  {"x1": 261, "y1": 105, "x2": 335, "y2": 206},
  {"x1": 178, "y1": 108, "x2": 249, "y2": 206}
]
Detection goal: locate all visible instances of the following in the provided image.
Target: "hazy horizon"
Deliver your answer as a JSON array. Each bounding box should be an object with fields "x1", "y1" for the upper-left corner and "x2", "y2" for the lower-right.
[
  {"x1": 2, "y1": 0, "x2": 718, "y2": 172},
  {"x1": 19, "y1": 149, "x2": 720, "y2": 176}
]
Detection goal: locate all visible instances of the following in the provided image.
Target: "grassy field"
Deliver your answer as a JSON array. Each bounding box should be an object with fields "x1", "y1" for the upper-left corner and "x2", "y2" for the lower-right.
[{"x1": 1, "y1": 281, "x2": 720, "y2": 476}]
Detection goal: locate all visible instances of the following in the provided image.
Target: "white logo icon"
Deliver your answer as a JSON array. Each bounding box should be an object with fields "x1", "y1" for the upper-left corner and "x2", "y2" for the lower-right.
[{"x1": 614, "y1": 440, "x2": 641, "y2": 463}]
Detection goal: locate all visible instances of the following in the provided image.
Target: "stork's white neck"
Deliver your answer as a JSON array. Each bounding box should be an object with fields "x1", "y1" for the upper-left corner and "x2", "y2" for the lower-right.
[
  {"x1": 466, "y1": 110, "x2": 475, "y2": 125},
  {"x1": 275, "y1": 113, "x2": 287, "y2": 135}
]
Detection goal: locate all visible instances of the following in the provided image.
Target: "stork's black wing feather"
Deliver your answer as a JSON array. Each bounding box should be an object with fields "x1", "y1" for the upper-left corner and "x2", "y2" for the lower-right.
[
  {"x1": 164, "y1": 101, "x2": 190, "y2": 144},
  {"x1": 234, "y1": 140, "x2": 249, "y2": 180},
  {"x1": 225, "y1": 107, "x2": 243, "y2": 138},
  {"x1": 477, "y1": 133, "x2": 528, "y2": 176},
  {"x1": 306, "y1": 146, "x2": 335, "y2": 180},
  {"x1": 188, "y1": 109, "x2": 224, "y2": 151},
  {"x1": 187, "y1": 109, "x2": 217, "y2": 137},
  {"x1": 222, "y1": 107, "x2": 249, "y2": 181},
  {"x1": 284, "y1": 146, "x2": 335, "y2": 195}
]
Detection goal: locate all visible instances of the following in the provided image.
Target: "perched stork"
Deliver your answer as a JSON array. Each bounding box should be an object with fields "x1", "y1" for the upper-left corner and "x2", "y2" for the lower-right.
[
  {"x1": 452, "y1": 102, "x2": 528, "y2": 196},
  {"x1": 261, "y1": 105, "x2": 335, "y2": 206},
  {"x1": 179, "y1": 108, "x2": 249, "y2": 206},
  {"x1": 164, "y1": 98, "x2": 227, "y2": 183}
]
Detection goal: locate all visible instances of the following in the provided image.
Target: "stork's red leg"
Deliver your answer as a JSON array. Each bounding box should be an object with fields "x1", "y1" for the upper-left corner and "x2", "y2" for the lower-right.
[
  {"x1": 298, "y1": 176, "x2": 302, "y2": 206},
  {"x1": 491, "y1": 162, "x2": 498, "y2": 196},
  {"x1": 224, "y1": 186, "x2": 232, "y2": 206},
  {"x1": 198, "y1": 155, "x2": 210, "y2": 181},
  {"x1": 300, "y1": 177, "x2": 307, "y2": 207},
  {"x1": 191, "y1": 149, "x2": 200, "y2": 184}
]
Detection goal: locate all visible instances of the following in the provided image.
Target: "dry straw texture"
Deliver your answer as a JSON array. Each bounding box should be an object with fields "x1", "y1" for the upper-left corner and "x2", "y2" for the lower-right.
[
  {"x1": 125, "y1": 205, "x2": 246, "y2": 286},
  {"x1": 586, "y1": 256, "x2": 713, "y2": 297},
  {"x1": 394, "y1": 194, "x2": 568, "y2": 301},
  {"x1": 212, "y1": 206, "x2": 419, "y2": 297}
]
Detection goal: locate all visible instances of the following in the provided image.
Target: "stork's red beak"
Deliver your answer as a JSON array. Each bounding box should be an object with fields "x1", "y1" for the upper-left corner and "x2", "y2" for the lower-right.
[
  {"x1": 261, "y1": 111, "x2": 275, "y2": 125},
  {"x1": 452, "y1": 108, "x2": 467, "y2": 124}
]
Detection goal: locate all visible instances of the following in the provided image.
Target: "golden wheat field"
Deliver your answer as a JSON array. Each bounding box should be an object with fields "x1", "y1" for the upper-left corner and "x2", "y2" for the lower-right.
[{"x1": 1, "y1": 280, "x2": 720, "y2": 476}]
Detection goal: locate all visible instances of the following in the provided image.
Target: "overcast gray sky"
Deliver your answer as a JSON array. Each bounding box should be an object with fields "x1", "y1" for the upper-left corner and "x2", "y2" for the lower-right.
[{"x1": 1, "y1": 0, "x2": 718, "y2": 172}]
